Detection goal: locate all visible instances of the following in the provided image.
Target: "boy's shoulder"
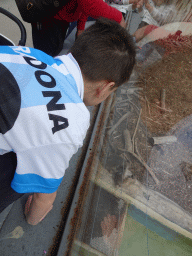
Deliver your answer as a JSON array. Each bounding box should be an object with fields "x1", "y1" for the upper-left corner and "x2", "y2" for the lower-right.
[
  {"x1": 0, "y1": 46, "x2": 84, "y2": 100},
  {"x1": 0, "y1": 46, "x2": 90, "y2": 149}
]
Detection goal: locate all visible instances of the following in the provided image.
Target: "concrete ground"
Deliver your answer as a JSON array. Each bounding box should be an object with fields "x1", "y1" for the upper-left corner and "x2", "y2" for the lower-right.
[{"x1": 0, "y1": 2, "x2": 141, "y2": 255}]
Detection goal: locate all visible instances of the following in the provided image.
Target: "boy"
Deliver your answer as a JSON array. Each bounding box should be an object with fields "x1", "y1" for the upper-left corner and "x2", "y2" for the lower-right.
[{"x1": 0, "y1": 18, "x2": 136, "y2": 225}]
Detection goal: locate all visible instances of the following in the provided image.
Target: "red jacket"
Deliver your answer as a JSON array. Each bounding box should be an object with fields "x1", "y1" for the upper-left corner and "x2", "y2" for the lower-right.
[{"x1": 54, "y1": 0, "x2": 122, "y2": 30}]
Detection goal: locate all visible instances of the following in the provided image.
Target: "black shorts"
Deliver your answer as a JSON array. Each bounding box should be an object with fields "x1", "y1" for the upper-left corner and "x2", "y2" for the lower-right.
[
  {"x1": 32, "y1": 17, "x2": 69, "y2": 57},
  {"x1": 0, "y1": 152, "x2": 24, "y2": 213}
]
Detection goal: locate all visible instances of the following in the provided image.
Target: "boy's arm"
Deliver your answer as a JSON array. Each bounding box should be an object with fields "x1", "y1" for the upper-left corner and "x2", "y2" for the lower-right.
[
  {"x1": 25, "y1": 192, "x2": 57, "y2": 225},
  {"x1": 76, "y1": 12, "x2": 88, "y2": 34}
]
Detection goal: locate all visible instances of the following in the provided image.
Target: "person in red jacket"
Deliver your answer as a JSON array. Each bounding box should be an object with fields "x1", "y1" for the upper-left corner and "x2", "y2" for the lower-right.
[{"x1": 32, "y1": 0, "x2": 143, "y2": 56}]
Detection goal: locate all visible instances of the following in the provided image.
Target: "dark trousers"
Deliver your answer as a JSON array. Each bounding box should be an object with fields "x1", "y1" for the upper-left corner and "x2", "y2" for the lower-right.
[
  {"x1": 32, "y1": 17, "x2": 69, "y2": 57},
  {"x1": 0, "y1": 152, "x2": 24, "y2": 213}
]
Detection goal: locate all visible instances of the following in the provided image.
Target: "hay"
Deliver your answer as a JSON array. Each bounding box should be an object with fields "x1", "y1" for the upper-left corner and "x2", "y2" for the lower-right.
[{"x1": 136, "y1": 37, "x2": 192, "y2": 135}]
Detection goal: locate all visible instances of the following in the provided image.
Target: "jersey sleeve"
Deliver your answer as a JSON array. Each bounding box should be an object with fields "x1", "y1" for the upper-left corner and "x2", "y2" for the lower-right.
[{"x1": 11, "y1": 143, "x2": 80, "y2": 194}]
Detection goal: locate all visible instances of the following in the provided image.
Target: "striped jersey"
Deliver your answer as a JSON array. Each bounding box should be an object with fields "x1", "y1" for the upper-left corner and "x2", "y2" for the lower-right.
[{"x1": 0, "y1": 46, "x2": 90, "y2": 194}]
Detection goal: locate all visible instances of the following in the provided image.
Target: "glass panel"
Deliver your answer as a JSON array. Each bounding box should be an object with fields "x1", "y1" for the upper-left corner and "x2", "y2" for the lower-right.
[{"x1": 70, "y1": 5, "x2": 192, "y2": 255}]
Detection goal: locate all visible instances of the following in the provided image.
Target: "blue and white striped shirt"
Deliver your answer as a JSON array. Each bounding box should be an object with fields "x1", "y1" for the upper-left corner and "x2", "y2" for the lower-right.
[{"x1": 0, "y1": 46, "x2": 90, "y2": 193}]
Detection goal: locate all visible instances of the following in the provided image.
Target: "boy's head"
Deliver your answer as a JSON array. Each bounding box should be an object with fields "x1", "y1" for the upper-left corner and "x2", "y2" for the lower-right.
[{"x1": 70, "y1": 18, "x2": 136, "y2": 106}]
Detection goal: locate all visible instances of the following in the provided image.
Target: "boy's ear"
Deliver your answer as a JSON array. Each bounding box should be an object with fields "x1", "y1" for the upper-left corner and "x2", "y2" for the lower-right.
[
  {"x1": 108, "y1": 81, "x2": 116, "y2": 90},
  {"x1": 96, "y1": 81, "x2": 115, "y2": 97}
]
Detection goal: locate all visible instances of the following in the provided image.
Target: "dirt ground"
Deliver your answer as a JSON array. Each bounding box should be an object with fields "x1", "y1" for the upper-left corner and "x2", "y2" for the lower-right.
[
  {"x1": 137, "y1": 49, "x2": 192, "y2": 135},
  {"x1": 135, "y1": 41, "x2": 192, "y2": 215}
]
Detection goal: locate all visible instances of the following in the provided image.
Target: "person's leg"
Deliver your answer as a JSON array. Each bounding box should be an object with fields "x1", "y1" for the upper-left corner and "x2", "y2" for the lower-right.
[
  {"x1": 0, "y1": 152, "x2": 24, "y2": 213},
  {"x1": 32, "y1": 17, "x2": 69, "y2": 57}
]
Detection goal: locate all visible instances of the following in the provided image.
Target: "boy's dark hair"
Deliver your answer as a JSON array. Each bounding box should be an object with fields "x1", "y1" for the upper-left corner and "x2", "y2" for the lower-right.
[{"x1": 70, "y1": 18, "x2": 136, "y2": 87}]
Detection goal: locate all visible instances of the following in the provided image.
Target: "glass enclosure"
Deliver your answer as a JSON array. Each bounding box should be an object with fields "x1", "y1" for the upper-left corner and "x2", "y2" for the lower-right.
[{"x1": 68, "y1": 21, "x2": 192, "y2": 256}]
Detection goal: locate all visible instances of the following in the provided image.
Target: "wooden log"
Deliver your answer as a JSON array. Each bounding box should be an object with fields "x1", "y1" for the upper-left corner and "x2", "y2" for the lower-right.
[
  {"x1": 149, "y1": 135, "x2": 177, "y2": 145},
  {"x1": 160, "y1": 88, "x2": 166, "y2": 114},
  {"x1": 123, "y1": 129, "x2": 133, "y2": 152},
  {"x1": 108, "y1": 112, "x2": 130, "y2": 136},
  {"x1": 118, "y1": 142, "x2": 160, "y2": 185},
  {"x1": 93, "y1": 163, "x2": 192, "y2": 238}
]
